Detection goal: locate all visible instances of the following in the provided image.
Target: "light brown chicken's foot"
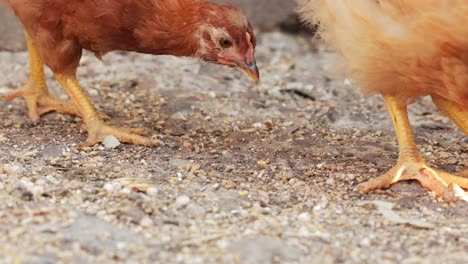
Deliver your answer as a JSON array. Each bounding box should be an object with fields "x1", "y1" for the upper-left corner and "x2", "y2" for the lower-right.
[
  {"x1": 79, "y1": 123, "x2": 149, "y2": 136},
  {"x1": 357, "y1": 96, "x2": 467, "y2": 202},
  {"x1": 82, "y1": 120, "x2": 156, "y2": 147},
  {"x1": 55, "y1": 74, "x2": 160, "y2": 147},
  {"x1": 359, "y1": 161, "x2": 468, "y2": 202},
  {"x1": 4, "y1": 31, "x2": 80, "y2": 123},
  {"x1": 4, "y1": 82, "x2": 80, "y2": 123}
]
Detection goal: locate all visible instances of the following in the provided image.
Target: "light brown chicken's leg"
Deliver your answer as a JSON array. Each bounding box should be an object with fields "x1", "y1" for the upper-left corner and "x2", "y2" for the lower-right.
[
  {"x1": 54, "y1": 74, "x2": 158, "y2": 147},
  {"x1": 3, "y1": 32, "x2": 80, "y2": 123},
  {"x1": 358, "y1": 96, "x2": 468, "y2": 202},
  {"x1": 431, "y1": 95, "x2": 468, "y2": 135},
  {"x1": 431, "y1": 94, "x2": 468, "y2": 178}
]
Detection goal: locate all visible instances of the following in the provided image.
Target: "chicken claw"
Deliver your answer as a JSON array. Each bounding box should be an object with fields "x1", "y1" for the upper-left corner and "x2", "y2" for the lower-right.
[
  {"x1": 4, "y1": 82, "x2": 80, "y2": 123},
  {"x1": 358, "y1": 161, "x2": 468, "y2": 202},
  {"x1": 83, "y1": 120, "x2": 160, "y2": 147}
]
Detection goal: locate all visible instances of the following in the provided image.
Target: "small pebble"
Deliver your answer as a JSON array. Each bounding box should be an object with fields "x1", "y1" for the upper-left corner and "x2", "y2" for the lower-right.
[
  {"x1": 297, "y1": 212, "x2": 312, "y2": 222},
  {"x1": 326, "y1": 178, "x2": 335, "y2": 185},
  {"x1": 146, "y1": 187, "x2": 158, "y2": 197},
  {"x1": 360, "y1": 237, "x2": 372, "y2": 247},
  {"x1": 238, "y1": 190, "x2": 249, "y2": 197},
  {"x1": 140, "y1": 216, "x2": 153, "y2": 227},
  {"x1": 103, "y1": 135, "x2": 121, "y2": 149},
  {"x1": 103, "y1": 182, "x2": 116, "y2": 193},
  {"x1": 120, "y1": 188, "x2": 132, "y2": 196},
  {"x1": 32, "y1": 185, "x2": 44, "y2": 197},
  {"x1": 176, "y1": 195, "x2": 191, "y2": 207}
]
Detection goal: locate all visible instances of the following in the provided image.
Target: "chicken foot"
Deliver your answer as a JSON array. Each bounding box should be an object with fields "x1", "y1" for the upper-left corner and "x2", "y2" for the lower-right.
[
  {"x1": 4, "y1": 32, "x2": 80, "y2": 123},
  {"x1": 54, "y1": 74, "x2": 159, "y2": 147},
  {"x1": 358, "y1": 96, "x2": 468, "y2": 202}
]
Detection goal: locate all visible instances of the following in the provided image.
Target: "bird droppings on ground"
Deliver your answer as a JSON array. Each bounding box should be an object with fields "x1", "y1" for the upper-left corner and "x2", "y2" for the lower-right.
[{"x1": 0, "y1": 32, "x2": 467, "y2": 263}]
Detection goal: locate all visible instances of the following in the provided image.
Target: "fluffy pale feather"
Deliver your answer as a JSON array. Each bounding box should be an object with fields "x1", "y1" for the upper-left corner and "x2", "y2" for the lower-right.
[{"x1": 298, "y1": 0, "x2": 468, "y2": 108}]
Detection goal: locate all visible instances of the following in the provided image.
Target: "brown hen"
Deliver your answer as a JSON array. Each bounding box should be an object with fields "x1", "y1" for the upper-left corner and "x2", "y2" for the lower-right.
[
  {"x1": 298, "y1": 0, "x2": 468, "y2": 201},
  {"x1": 2, "y1": 0, "x2": 259, "y2": 146}
]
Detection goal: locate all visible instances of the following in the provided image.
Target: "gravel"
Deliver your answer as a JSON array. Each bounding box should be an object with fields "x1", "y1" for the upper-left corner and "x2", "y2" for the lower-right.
[{"x1": 0, "y1": 31, "x2": 467, "y2": 263}]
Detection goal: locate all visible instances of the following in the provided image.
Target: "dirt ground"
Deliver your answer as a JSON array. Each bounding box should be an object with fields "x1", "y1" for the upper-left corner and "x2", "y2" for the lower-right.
[{"x1": 0, "y1": 32, "x2": 467, "y2": 263}]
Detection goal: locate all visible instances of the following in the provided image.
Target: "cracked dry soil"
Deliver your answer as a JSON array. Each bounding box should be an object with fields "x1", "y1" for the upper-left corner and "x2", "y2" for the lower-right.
[{"x1": 0, "y1": 32, "x2": 467, "y2": 263}]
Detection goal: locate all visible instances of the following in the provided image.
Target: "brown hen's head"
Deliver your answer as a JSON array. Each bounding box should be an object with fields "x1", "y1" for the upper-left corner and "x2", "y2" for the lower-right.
[{"x1": 194, "y1": 4, "x2": 259, "y2": 83}]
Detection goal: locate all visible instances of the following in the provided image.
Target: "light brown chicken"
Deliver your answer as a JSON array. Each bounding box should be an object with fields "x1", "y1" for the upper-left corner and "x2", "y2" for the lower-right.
[{"x1": 298, "y1": 0, "x2": 468, "y2": 201}]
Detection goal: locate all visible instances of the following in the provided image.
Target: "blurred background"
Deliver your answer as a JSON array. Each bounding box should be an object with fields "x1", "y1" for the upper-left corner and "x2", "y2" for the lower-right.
[{"x1": 0, "y1": 0, "x2": 306, "y2": 51}]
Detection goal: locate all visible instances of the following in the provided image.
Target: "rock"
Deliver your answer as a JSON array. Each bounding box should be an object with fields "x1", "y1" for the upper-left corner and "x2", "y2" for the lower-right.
[
  {"x1": 102, "y1": 135, "x2": 121, "y2": 149},
  {"x1": 175, "y1": 195, "x2": 191, "y2": 208}
]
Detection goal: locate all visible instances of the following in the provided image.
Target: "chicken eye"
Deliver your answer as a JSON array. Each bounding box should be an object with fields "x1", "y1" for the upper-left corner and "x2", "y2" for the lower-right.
[{"x1": 219, "y1": 38, "x2": 233, "y2": 48}]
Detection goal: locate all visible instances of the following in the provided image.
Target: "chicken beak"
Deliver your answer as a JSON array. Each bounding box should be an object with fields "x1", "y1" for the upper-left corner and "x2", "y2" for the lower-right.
[{"x1": 236, "y1": 60, "x2": 260, "y2": 84}]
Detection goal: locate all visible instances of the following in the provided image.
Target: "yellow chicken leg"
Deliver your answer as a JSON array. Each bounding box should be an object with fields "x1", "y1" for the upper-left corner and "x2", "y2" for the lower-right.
[
  {"x1": 358, "y1": 96, "x2": 468, "y2": 202},
  {"x1": 54, "y1": 74, "x2": 158, "y2": 147},
  {"x1": 432, "y1": 94, "x2": 468, "y2": 177},
  {"x1": 431, "y1": 95, "x2": 468, "y2": 135},
  {"x1": 4, "y1": 32, "x2": 80, "y2": 123}
]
